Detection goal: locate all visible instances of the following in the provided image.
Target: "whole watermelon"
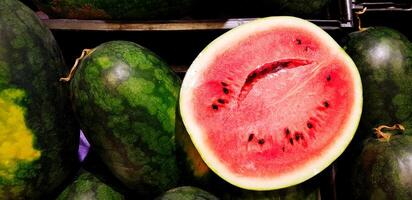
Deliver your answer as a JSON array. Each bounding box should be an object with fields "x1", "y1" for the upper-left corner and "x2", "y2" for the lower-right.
[
  {"x1": 337, "y1": 27, "x2": 412, "y2": 200},
  {"x1": 344, "y1": 27, "x2": 412, "y2": 137},
  {"x1": 70, "y1": 41, "x2": 181, "y2": 198},
  {"x1": 349, "y1": 129, "x2": 412, "y2": 199},
  {"x1": 32, "y1": 0, "x2": 196, "y2": 20},
  {"x1": 247, "y1": 0, "x2": 330, "y2": 16},
  {"x1": 208, "y1": 0, "x2": 330, "y2": 18},
  {"x1": 56, "y1": 170, "x2": 125, "y2": 200},
  {"x1": 80, "y1": 148, "x2": 132, "y2": 197},
  {"x1": 155, "y1": 186, "x2": 218, "y2": 200},
  {"x1": 0, "y1": 0, "x2": 79, "y2": 199}
]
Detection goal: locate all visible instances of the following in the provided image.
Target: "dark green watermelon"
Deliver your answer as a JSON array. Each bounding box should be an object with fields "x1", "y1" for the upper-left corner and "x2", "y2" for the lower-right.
[
  {"x1": 209, "y1": 0, "x2": 330, "y2": 18},
  {"x1": 249, "y1": 0, "x2": 330, "y2": 16},
  {"x1": 336, "y1": 26, "x2": 412, "y2": 200},
  {"x1": 0, "y1": 0, "x2": 79, "y2": 199},
  {"x1": 57, "y1": 170, "x2": 125, "y2": 200},
  {"x1": 70, "y1": 41, "x2": 181, "y2": 197},
  {"x1": 32, "y1": 0, "x2": 196, "y2": 20},
  {"x1": 344, "y1": 27, "x2": 412, "y2": 137},
  {"x1": 80, "y1": 148, "x2": 133, "y2": 196},
  {"x1": 349, "y1": 130, "x2": 412, "y2": 199},
  {"x1": 156, "y1": 186, "x2": 218, "y2": 200}
]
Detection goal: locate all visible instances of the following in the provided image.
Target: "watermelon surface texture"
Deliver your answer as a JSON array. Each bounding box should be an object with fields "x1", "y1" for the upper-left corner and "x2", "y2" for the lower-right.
[
  {"x1": 235, "y1": 0, "x2": 330, "y2": 16},
  {"x1": 156, "y1": 186, "x2": 218, "y2": 200},
  {"x1": 349, "y1": 129, "x2": 412, "y2": 199},
  {"x1": 344, "y1": 27, "x2": 412, "y2": 136},
  {"x1": 0, "y1": 0, "x2": 79, "y2": 199},
  {"x1": 56, "y1": 170, "x2": 125, "y2": 200},
  {"x1": 180, "y1": 16, "x2": 362, "y2": 190},
  {"x1": 32, "y1": 0, "x2": 195, "y2": 20},
  {"x1": 70, "y1": 41, "x2": 181, "y2": 197}
]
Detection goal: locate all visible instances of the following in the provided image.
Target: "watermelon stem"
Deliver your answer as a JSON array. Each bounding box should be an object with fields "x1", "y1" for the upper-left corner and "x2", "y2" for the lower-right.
[
  {"x1": 355, "y1": 7, "x2": 368, "y2": 31},
  {"x1": 60, "y1": 49, "x2": 93, "y2": 82},
  {"x1": 373, "y1": 124, "x2": 405, "y2": 141}
]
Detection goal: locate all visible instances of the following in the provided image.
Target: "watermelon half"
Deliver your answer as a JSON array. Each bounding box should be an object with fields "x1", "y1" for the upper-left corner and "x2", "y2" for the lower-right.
[{"x1": 180, "y1": 16, "x2": 362, "y2": 190}]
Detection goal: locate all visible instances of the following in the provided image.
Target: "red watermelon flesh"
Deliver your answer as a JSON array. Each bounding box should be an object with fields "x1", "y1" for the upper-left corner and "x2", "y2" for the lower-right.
[{"x1": 180, "y1": 17, "x2": 362, "y2": 190}]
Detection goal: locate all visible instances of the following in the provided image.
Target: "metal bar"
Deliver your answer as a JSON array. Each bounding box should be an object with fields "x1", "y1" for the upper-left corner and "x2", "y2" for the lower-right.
[
  {"x1": 342, "y1": 0, "x2": 354, "y2": 27},
  {"x1": 353, "y1": 1, "x2": 412, "y2": 11},
  {"x1": 42, "y1": 18, "x2": 347, "y2": 31}
]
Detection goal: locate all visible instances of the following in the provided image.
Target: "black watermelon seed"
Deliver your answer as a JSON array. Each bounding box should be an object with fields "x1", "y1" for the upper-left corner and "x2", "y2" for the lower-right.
[
  {"x1": 295, "y1": 133, "x2": 300, "y2": 141},
  {"x1": 296, "y1": 39, "x2": 302, "y2": 45},
  {"x1": 323, "y1": 101, "x2": 329, "y2": 108},
  {"x1": 223, "y1": 87, "x2": 229, "y2": 94},
  {"x1": 258, "y1": 139, "x2": 265, "y2": 145},
  {"x1": 221, "y1": 82, "x2": 228, "y2": 86},
  {"x1": 307, "y1": 122, "x2": 313, "y2": 129},
  {"x1": 217, "y1": 99, "x2": 225, "y2": 104},
  {"x1": 212, "y1": 104, "x2": 218, "y2": 110},
  {"x1": 326, "y1": 74, "x2": 331, "y2": 81},
  {"x1": 248, "y1": 134, "x2": 254, "y2": 142},
  {"x1": 282, "y1": 146, "x2": 285, "y2": 152},
  {"x1": 289, "y1": 138, "x2": 294, "y2": 145},
  {"x1": 285, "y1": 128, "x2": 290, "y2": 135}
]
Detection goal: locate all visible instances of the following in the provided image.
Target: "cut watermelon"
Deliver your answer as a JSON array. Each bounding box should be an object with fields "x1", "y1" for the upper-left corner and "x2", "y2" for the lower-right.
[{"x1": 180, "y1": 16, "x2": 362, "y2": 190}]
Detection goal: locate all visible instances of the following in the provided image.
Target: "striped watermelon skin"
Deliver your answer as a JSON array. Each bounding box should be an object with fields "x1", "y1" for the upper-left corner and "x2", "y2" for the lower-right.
[
  {"x1": 32, "y1": 0, "x2": 195, "y2": 20},
  {"x1": 344, "y1": 27, "x2": 412, "y2": 136},
  {"x1": 70, "y1": 41, "x2": 181, "y2": 197},
  {"x1": 56, "y1": 170, "x2": 125, "y2": 200},
  {"x1": 156, "y1": 186, "x2": 218, "y2": 200},
  {"x1": 0, "y1": 0, "x2": 79, "y2": 199}
]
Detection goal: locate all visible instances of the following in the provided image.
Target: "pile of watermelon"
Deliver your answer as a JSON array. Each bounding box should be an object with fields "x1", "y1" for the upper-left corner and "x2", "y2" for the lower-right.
[
  {"x1": 2, "y1": 0, "x2": 412, "y2": 199},
  {"x1": 30, "y1": 0, "x2": 330, "y2": 20}
]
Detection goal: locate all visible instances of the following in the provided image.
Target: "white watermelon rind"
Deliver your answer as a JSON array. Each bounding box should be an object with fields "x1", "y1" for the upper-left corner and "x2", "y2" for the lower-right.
[{"x1": 180, "y1": 16, "x2": 362, "y2": 191}]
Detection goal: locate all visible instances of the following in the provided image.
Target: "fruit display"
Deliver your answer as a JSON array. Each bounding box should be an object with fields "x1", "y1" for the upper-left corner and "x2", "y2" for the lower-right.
[
  {"x1": 3, "y1": 0, "x2": 412, "y2": 199},
  {"x1": 0, "y1": 0, "x2": 79, "y2": 199}
]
